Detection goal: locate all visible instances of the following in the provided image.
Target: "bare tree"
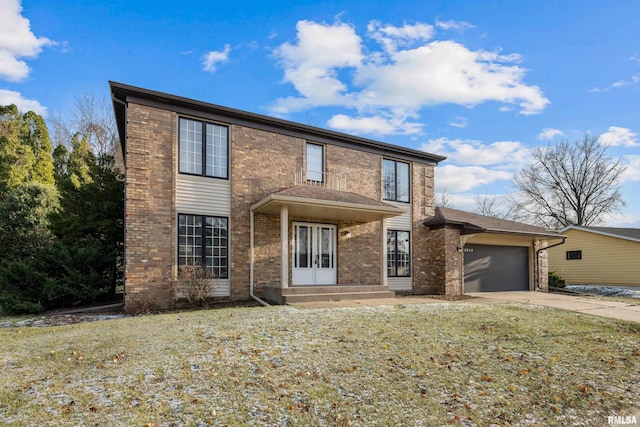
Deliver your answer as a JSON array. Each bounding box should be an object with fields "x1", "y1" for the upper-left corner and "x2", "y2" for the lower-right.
[
  {"x1": 51, "y1": 93, "x2": 120, "y2": 157},
  {"x1": 475, "y1": 194, "x2": 501, "y2": 217},
  {"x1": 510, "y1": 135, "x2": 625, "y2": 228},
  {"x1": 435, "y1": 189, "x2": 454, "y2": 208}
]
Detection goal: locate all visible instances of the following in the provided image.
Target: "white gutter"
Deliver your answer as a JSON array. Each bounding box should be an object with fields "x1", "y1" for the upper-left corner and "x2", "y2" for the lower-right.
[{"x1": 249, "y1": 208, "x2": 270, "y2": 307}]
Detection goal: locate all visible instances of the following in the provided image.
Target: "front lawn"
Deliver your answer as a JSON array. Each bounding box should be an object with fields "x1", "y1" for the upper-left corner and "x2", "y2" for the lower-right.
[{"x1": 1, "y1": 303, "x2": 638, "y2": 426}]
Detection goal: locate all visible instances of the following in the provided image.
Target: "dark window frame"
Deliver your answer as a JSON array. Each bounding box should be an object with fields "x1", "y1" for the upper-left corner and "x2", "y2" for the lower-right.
[
  {"x1": 387, "y1": 229, "x2": 411, "y2": 277},
  {"x1": 566, "y1": 250, "x2": 582, "y2": 260},
  {"x1": 177, "y1": 213, "x2": 229, "y2": 279},
  {"x1": 178, "y1": 117, "x2": 229, "y2": 179},
  {"x1": 382, "y1": 158, "x2": 410, "y2": 203}
]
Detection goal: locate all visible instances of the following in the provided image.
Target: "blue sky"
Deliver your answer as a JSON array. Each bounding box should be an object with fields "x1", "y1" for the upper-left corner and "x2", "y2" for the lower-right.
[{"x1": 2, "y1": 0, "x2": 639, "y2": 226}]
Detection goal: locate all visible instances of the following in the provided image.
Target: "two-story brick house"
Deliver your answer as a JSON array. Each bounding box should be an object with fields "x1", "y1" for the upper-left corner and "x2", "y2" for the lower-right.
[{"x1": 110, "y1": 82, "x2": 557, "y2": 310}]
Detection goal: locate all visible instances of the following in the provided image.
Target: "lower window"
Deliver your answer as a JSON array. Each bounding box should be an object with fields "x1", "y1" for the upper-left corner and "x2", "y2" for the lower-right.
[
  {"x1": 178, "y1": 214, "x2": 228, "y2": 279},
  {"x1": 387, "y1": 230, "x2": 411, "y2": 277}
]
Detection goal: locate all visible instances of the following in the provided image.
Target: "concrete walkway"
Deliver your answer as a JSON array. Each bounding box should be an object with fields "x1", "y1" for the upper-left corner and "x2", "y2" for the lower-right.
[{"x1": 293, "y1": 292, "x2": 640, "y2": 323}]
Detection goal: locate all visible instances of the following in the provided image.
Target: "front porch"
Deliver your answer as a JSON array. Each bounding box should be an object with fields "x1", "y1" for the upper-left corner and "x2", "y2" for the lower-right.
[
  {"x1": 263, "y1": 284, "x2": 395, "y2": 304},
  {"x1": 250, "y1": 184, "x2": 406, "y2": 305}
]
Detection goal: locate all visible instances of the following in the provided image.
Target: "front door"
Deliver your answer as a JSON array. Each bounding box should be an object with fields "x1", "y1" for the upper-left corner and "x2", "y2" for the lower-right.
[{"x1": 292, "y1": 222, "x2": 337, "y2": 285}]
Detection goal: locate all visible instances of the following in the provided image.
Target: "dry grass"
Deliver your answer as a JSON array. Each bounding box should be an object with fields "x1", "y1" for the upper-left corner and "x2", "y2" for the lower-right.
[{"x1": 1, "y1": 303, "x2": 639, "y2": 426}]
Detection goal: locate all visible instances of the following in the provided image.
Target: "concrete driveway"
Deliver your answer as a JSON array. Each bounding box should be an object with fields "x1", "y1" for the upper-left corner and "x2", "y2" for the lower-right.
[
  {"x1": 465, "y1": 291, "x2": 640, "y2": 323},
  {"x1": 294, "y1": 292, "x2": 640, "y2": 323}
]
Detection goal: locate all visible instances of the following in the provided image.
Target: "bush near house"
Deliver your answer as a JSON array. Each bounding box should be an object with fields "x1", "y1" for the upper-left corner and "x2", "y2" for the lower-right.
[{"x1": 549, "y1": 271, "x2": 566, "y2": 288}]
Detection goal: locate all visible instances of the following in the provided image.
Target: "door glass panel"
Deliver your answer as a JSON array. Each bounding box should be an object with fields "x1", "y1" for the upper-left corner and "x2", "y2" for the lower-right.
[
  {"x1": 320, "y1": 227, "x2": 331, "y2": 268},
  {"x1": 298, "y1": 226, "x2": 309, "y2": 268}
]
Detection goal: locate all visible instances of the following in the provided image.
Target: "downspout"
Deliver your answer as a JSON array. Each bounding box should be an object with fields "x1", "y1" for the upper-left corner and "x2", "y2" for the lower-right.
[
  {"x1": 250, "y1": 208, "x2": 270, "y2": 306},
  {"x1": 535, "y1": 237, "x2": 566, "y2": 290}
]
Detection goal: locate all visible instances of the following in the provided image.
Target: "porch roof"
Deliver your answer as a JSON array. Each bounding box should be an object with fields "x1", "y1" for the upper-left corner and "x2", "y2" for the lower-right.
[{"x1": 251, "y1": 185, "x2": 406, "y2": 222}]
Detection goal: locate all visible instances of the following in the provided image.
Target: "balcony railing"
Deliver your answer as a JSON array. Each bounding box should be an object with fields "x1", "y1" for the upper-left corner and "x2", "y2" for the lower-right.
[{"x1": 294, "y1": 168, "x2": 347, "y2": 191}]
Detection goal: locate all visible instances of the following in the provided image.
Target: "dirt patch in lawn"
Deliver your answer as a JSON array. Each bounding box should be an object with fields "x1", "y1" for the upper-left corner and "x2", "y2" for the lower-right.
[{"x1": 1, "y1": 303, "x2": 639, "y2": 426}]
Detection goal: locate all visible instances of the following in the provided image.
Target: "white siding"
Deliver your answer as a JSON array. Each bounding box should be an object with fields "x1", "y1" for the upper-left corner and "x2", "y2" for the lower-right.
[
  {"x1": 388, "y1": 276, "x2": 412, "y2": 291},
  {"x1": 386, "y1": 201, "x2": 411, "y2": 230},
  {"x1": 176, "y1": 174, "x2": 231, "y2": 216}
]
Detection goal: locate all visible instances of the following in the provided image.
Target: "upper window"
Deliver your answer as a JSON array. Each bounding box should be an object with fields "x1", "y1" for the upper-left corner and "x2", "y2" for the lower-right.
[
  {"x1": 306, "y1": 143, "x2": 324, "y2": 182},
  {"x1": 178, "y1": 214, "x2": 228, "y2": 279},
  {"x1": 387, "y1": 230, "x2": 411, "y2": 277},
  {"x1": 382, "y1": 159, "x2": 410, "y2": 202},
  {"x1": 179, "y1": 117, "x2": 228, "y2": 178},
  {"x1": 566, "y1": 250, "x2": 582, "y2": 260}
]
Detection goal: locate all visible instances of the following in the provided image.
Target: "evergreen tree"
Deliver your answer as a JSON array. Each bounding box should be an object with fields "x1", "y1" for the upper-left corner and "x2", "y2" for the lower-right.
[{"x1": 0, "y1": 105, "x2": 55, "y2": 199}]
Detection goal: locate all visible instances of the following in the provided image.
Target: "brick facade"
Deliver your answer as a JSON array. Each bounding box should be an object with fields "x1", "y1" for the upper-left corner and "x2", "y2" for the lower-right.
[
  {"x1": 113, "y1": 83, "x2": 451, "y2": 310},
  {"x1": 123, "y1": 103, "x2": 176, "y2": 310}
]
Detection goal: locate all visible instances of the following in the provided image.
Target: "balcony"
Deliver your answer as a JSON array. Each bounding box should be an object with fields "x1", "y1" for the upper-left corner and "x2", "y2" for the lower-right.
[{"x1": 294, "y1": 168, "x2": 347, "y2": 191}]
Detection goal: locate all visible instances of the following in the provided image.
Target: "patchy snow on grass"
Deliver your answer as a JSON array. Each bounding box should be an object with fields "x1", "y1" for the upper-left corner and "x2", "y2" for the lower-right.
[
  {"x1": 567, "y1": 285, "x2": 640, "y2": 299},
  {"x1": 0, "y1": 303, "x2": 639, "y2": 426}
]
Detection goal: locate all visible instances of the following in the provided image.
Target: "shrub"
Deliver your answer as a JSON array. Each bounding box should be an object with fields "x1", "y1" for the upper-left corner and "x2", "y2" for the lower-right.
[
  {"x1": 0, "y1": 260, "x2": 46, "y2": 314},
  {"x1": 548, "y1": 271, "x2": 566, "y2": 288},
  {"x1": 172, "y1": 264, "x2": 218, "y2": 308}
]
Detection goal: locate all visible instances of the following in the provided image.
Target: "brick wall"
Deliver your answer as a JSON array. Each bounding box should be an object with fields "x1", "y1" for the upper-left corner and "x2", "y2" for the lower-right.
[
  {"x1": 230, "y1": 125, "x2": 303, "y2": 299},
  {"x1": 124, "y1": 107, "x2": 439, "y2": 304},
  {"x1": 124, "y1": 103, "x2": 176, "y2": 310},
  {"x1": 412, "y1": 162, "x2": 437, "y2": 294}
]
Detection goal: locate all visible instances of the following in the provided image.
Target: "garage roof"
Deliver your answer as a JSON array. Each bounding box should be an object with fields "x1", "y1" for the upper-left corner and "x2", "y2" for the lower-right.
[{"x1": 424, "y1": 207, "x2": 564, "y2": 239}]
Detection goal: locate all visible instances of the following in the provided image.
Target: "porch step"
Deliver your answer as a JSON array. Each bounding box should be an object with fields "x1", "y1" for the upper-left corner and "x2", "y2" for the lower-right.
[
  {"x1": 283, "y1": 290, "x2": 395, "y2": 304},
  {"x1": 262, "y1": 284, "x2": 395, "y2": 304},
  {"x1": 280, "y1": 285, "x2": 390, "y2": 295}
]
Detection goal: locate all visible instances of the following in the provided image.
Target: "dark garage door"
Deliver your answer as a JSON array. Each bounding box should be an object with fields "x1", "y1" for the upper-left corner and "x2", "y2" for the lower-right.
[{"x1": 464, "y1": 244, "x2": 529, "y2": 292}]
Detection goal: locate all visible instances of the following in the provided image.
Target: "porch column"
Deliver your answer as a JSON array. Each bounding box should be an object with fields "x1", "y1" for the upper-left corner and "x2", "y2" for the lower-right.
[
  {"x1": 381, "y1": 216, "x2": 388, "y2": 287},
  {"x1": 280, "y1": 205, "x2": 289, "y2": 288}
]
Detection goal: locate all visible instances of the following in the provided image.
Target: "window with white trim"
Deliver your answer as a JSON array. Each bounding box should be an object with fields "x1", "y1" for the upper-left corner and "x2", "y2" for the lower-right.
[
  {"x1": 383, "y1": 159, "x2": 410, "y2": 202},
  {"x1": 178, "y1": 214, "x2": 228, "y2": 279},
  {"x1": 387, "y1": 230, "x2": 411, "y2": 277},
  {"x1": 179, "y1": 117, "x2": 228, "y2": 178}
]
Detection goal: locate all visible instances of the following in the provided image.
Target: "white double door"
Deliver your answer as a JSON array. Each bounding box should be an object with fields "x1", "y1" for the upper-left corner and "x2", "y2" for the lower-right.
[{"x1": 292, "y1": 222, "x2": 337, "y2": 285}]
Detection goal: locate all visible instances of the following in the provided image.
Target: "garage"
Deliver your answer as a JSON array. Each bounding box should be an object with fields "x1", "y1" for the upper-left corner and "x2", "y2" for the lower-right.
[{"x1": 464, "y1": 244, "x2": 529, "y2": 292}]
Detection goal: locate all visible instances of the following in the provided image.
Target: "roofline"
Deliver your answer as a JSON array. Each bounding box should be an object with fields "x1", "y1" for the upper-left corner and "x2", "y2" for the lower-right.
[
  {"x1": 559, "y1": 225, "x2": 640, "y2": 244},
  {"x1": 424, "y1": 217, "x2": 565, "y2": 239},
  {"x1": 109, "y1": 81, "x2": 446, "y2": 165}
]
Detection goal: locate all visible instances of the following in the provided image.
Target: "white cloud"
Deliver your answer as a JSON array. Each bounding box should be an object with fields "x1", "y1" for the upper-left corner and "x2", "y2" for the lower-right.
[
  {"x1": 435, "y1": 164, "x2": 512, "y2": 192},
  {"x1": 0, "y1": 0, "x2": 52, "y2": 82},
  {"x1": 420, "y1": 137, "x2": 531, "y2": 167},
  {"x1": 0, "y1": 89, "x2": 47, "y2": 116},
  {"x1": 273, "y1": 20, "x2": 362, "y2": 112},
  {"x1": 448, "y1": 116, "x2": 468, "y2": 128},
  {"x1": 621, "y1": 155, "x2": 640, "y2": 182},
  {"x1": 271, "y1": 19, "x2": 549, "y2": 135},
  {"x1": 203, "y1": 44, "x2": 231, "y2": 73},
  {"x1": 435, "y1": 18, "x2": 475, "y2": 32},
  {"x1": 590, "y1": 73, "x2": 640, "y2": 92},
  {"x1": 611, "y1": 73, "x2": 640, "y2": 88},
  {"x1": 600, "y1": 126, "x2": 639, "y2": 147},
  {"x1": 538, "y1": 128, "x2": 564, "y2": 140},
  {"x1": 367, "y1": 21, "x2": 434, "y2": 54},
  {"x1": 327, "y1": 113, "x2": 423, "y2": 136}
]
